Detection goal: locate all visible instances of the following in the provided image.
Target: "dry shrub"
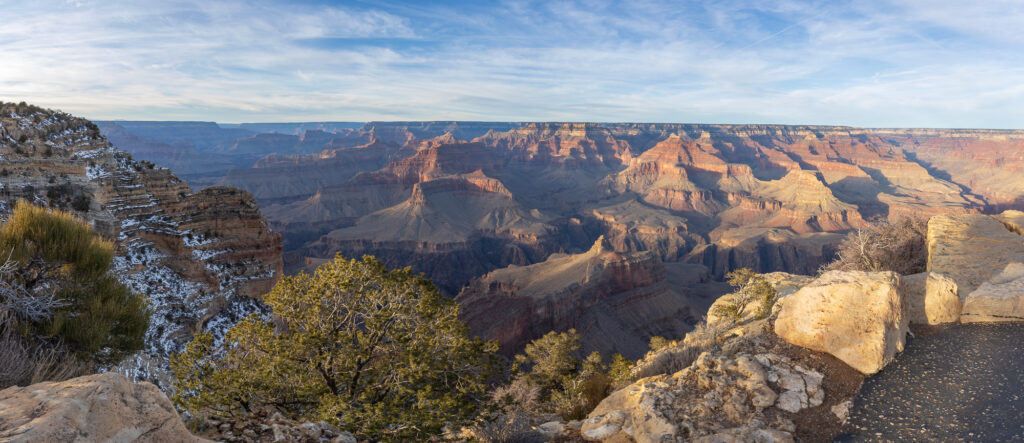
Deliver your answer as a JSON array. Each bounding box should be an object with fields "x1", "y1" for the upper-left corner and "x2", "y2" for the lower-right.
[
  {"x1": 824, "y1": 216, "x2": 928, "y2": 275},
  {"x1": 470, "y1": 412, "x2": 545, "y2": 443},
  {"x1": 492, "y1": 376, "x2": 543, "y2": 415},
  {"x1": 631, "y1": 319, "x2": 728, "y2": 380},
  {"x1": 0, "y1": 310, "x2": 89, "y2": 388}
]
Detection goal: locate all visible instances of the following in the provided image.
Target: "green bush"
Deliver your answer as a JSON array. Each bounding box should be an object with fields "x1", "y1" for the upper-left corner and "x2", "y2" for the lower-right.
[
  {"x1": 509, "y1": 329, "x2": 614, "y2": 420},
  {"x1": 710, "y1": 268, "x2": 777, "y2": 324},
  {"x1": 71, "y1": 195, "x2": 90, "y2": 212},
  {"x1": 0, "y1": 201, "x2": 149, "y2": 366},
  {"x1": 648, "y1": 335, "x2": 675, "y2": 352},
  {"x1": 171, "y1": 254, "x2": 499, "y2": 441}
]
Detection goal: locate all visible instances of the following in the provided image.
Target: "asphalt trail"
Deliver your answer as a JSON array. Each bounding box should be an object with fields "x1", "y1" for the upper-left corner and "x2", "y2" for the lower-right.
[{"x1": 836, "y1": 323, "x2": 1024, "y2": 442}]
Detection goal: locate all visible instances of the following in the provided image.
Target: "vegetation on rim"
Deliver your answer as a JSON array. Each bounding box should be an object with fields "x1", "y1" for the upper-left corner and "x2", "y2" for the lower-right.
[
  {"x1": 823, "y1": 216, "x2": 929, "y2": 275},
  {"x1": 0, "y1": 202, "x2": 149, "y2": 387},
  {"x1": 171, "y1": 254, "x2": 500, "y2": 440}
]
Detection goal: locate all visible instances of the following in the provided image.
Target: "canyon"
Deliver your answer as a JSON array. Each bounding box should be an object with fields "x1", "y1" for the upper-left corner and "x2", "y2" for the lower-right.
[{"x1": 102, "y1": 121, "x2": 1024, "y2": 357}]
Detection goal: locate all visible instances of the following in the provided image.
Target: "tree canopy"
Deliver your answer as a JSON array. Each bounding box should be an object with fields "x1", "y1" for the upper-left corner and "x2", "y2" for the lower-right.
[{"x1": 171, "y1": 254, "x2": 499, "y2": 440}]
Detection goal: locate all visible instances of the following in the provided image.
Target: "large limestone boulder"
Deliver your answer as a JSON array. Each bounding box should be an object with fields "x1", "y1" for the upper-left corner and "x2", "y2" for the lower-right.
[
  {"x1": 927, "y1": 213, "x2": 1024, "y2": 296},
  {"x1": 0, "y1": 372, "x2": 208, "y2": 442},
  {"x1": 774, "y1": 270, "x2": 907, "y2": 375},
  {"x1": 901, "y1": 272, "x2": 961, "y2": 325},
  {"x1": 962, "y1": 262, "x2": 1024, "y2": 322}
]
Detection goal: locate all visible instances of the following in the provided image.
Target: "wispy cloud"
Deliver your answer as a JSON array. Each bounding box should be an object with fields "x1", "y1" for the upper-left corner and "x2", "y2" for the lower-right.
[{"x1": 0, "y1": 0, "x2": 1020, "y2": 127}]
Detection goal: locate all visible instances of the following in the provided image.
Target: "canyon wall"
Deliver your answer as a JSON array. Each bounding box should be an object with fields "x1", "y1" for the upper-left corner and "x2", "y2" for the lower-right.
[
  {"x1": 2, "y1": 104, "x2": 282, "y2": 388},
  {"x1": 101, "y1": 120, "x2": 1024, "y2": 356}
]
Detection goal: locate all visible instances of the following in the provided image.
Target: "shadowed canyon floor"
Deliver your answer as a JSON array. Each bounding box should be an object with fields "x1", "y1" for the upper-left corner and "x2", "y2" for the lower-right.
[{"x1": 838, "y1": 323, "x2": 1024, "y2": 442}]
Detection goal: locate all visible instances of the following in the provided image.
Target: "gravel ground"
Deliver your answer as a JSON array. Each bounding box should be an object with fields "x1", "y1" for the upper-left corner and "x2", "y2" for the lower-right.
[{"x1": 836, "y1": 323, "x2": 1024, "y2": 442}]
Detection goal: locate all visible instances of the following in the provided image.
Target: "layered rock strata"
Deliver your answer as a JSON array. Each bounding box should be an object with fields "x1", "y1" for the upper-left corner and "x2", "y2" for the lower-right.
[
  {"x1": 456, "y1": 237, "x2": 721, "y2": 359},
  {"x1": 0, "y1": 103, "x2": 282, "y2": 387}
]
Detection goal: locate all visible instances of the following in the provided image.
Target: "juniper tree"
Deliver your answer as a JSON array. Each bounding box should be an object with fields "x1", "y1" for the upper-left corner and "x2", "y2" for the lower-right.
[{"x1": 171, "y1": 254, "x2": 499, "y2": 440}]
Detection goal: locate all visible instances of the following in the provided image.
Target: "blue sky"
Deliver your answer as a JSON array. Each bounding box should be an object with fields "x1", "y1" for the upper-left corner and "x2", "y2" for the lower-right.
[{"x1": 1, "y1": 0, "x2": 1022, "y2": 127}]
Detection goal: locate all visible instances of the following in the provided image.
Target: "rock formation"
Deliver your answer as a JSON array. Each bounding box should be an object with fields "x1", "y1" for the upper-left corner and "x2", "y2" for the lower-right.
[
  {"x1": 926, "y1": 213, "x2": 1024, "y2": 296},
  {"x1": 456, "y1": 237, "x2": 723, "y2": 359},
  {"x1": 923, "y1": 211, "x2": 1024, "y2": 322},
  {"x1": 961, "y1": 262, "x2": 1024, "y2": 322},
  {"x1": 1, "y1": 103, "x2": 282, "y2": 388},
  {"x1": 0, "y1": 373, "x2": 208, "y2": 442},
  {"x1": 900, "y1": 272, "x2": 961, "y2": 325},
  {"x1": 775, "y1": 271, "x2": 908, "y2": 375},
  {"x1": 582, "y1": 314, "x2": 863, "y2": 443}
]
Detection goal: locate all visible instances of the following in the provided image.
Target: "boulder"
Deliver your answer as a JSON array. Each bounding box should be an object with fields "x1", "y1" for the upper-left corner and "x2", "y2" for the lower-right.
[
  {"x1": 962, "y1": 262, "x2": 1024, "y2": 322},
  {"x1": 774, "y1": 270, "x2": 908, "y2": 375},
  {"x1": 927, "y1": 214, "x2": 1024, "y2": 296},
  {"x1": 0, "y1": 372, "x2": 208, "y2": 442},
  {"x1": 901, "y1": 272, "x2": 961, "y2": 325}
]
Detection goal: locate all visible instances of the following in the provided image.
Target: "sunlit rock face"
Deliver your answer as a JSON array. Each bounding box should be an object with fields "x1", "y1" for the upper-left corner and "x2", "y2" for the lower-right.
[{"x1": 1, "y1": 104, "x2": 282, "y2": 389}]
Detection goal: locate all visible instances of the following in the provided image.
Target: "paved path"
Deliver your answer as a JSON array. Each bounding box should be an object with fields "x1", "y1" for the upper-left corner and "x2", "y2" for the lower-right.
[{"x1": 836, "y1": 323, "x2": 1024, "y2": 442}]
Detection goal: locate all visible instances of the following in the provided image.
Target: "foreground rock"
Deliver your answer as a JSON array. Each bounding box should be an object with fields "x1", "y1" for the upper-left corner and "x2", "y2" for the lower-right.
[
  {"x1": 962, "y1": 262, "x2": 1024, "y2": 322},
  {"x1": 195, "y1": 410, "x2": 357, "y2": 443},
  {"x1": 774, "y1": 270, "x2": 908, "y2": 375},
  {"x1": 0, "y1": 373, "x2": 207, "y2": 442},
  {"x1": 582, "y1": 328, "x2": 863, "y2": 443},
  {"x1": 926, "y1": 213, "x2": 1024, "y2": 295},
  {"x1": 900, "y1": 272, "x2": 961, "y2": 325}
]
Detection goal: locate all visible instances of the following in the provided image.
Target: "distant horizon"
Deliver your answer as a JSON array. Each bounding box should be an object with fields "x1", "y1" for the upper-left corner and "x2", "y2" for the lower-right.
[
  {"x1": 2, "y1": 1, "x2": 1023, "y2": 128},
  {"x1": 93, "y1": 118, "x2": 1024, "y2": 132}
]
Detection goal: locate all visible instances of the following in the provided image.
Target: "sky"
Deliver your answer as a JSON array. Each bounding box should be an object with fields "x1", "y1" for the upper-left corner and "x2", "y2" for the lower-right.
[{"x1": 1, "y1": 0, "x2": 1022, "y2": 127}]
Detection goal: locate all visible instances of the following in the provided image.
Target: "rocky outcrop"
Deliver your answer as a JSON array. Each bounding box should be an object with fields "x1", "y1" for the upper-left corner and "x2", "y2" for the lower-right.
[
  {"x1": 926, "y1": 213, "x2": 1024, "y2": 296},
  {"x1": 0, "y1": 373, "x2": 207, "y2": 442},
  {"x1": 457, "y1": 237, "x2": 721, "y2": 358},
  {"x1": 581, "y1": 352, "x2": 811, "y2": 443},
  {"x1": 774, "y1": 271, "x2": 908, "y2": 375},
  {"x1": 0, "y1": 103, "x2": 283, "y2": 389},
  {"x1": 581, "y1": 329, "x2": 861, "y2": 443},
  {"x1": 961, "y1": 262, "x2": 1024, "y2": 322},
  {"x1": 923, "y1": 211, "x2": 1024, "y2": 323},
  {"x1": 900, "y1": 272, "x2": 961, "y2": 325},
  {"x1": 194, "y1": 410, "x2": 357, "y2": 442}
]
